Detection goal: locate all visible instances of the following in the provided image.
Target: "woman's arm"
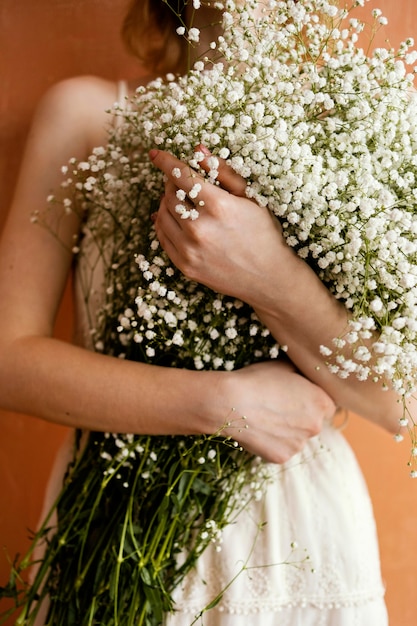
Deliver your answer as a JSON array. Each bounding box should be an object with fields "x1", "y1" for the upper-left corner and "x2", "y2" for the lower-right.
[
  {"x1": 0, "y1": 78, "x2": 335, "y2": 463},
  {"x1": 151, "y1": 148, "x2": 410, "y2": 433}
]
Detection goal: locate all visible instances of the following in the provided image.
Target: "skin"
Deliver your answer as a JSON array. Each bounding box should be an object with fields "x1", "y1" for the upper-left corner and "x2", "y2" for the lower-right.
[{"x1": 0, "y1": 2, "x2": 411, "y2": 468}]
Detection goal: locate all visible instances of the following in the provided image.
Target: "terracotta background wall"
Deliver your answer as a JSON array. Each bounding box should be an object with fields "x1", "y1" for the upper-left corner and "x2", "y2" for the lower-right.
[{"x1": 0, "y1": 1, "x2": 416, "y2": 624}]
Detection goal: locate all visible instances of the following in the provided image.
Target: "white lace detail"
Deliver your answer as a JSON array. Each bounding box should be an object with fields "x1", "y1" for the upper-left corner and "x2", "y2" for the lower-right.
[
  {"x1": 165, "y1": 426, "x2": 387, "y2": 624},
  {"x1": 171, "y1": 563, "x2": 385, "y2": 614}
]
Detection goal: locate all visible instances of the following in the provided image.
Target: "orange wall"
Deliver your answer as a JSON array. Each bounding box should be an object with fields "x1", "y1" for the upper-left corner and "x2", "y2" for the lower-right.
[{"x1": 0, "y1": 2, "x2": 416, "y2": 625}]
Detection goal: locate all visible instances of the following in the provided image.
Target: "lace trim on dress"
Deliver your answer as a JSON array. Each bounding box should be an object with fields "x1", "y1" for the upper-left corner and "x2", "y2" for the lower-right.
[
  {"x1": 171, "y1": 564, "x2": 386, "y2": 615},
  {"x1": 170, "y1": 541, "x2": 387, "y2": 615},
  {"x1": 167, "y1": 429, "x2": 386, "y2": 618}
]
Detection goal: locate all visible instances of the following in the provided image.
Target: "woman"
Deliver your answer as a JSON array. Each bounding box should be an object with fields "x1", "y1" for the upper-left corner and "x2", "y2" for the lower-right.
[{"x1": 0, "y1": 0, "x2": 408, "y2": 624}]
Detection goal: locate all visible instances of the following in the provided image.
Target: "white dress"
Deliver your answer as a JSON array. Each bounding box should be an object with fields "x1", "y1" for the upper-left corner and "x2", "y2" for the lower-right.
[
  {"x1": 164, "y1": 424, "x2": 388, "y2": 626},
  {"x1": 38, "y1": 80, "x2": 389, "y2": 626}
]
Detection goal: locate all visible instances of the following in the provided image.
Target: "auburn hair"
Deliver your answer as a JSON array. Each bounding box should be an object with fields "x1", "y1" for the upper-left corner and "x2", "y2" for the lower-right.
[
  {"x1": 121, "y1": 1, "x2": 187, "y2": 74},
  {"x1": 121, "y1": 1, "x2": 338, "y2": 74}
]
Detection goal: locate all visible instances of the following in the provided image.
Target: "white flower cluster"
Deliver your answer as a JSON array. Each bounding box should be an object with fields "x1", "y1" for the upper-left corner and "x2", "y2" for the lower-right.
[
  {"x1": 109, "y1": 0, "x2": 417, "y2": 401},
  {"x1": 200, "y1": 519, "x2": 224, "y2": 552},
  {"x1": 116, "y1": 233, "x2": 279, "y2": 371}
]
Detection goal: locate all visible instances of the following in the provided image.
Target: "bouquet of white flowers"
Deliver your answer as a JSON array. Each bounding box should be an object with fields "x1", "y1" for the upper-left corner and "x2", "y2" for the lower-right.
[
  {"x1": 3, "y1": 1, "x2": 417, "y2": 625},
  {"x1": 114, "y1": 0, "x2": 417, "y2": 441},
  {"x1": 128, "y1": 1, "x2": 417, "y2": 398}
]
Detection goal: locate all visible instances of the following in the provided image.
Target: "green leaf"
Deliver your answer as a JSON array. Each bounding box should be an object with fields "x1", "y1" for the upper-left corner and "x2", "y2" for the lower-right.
[
  {"x1": 139, "y1": 566, "x2": 152, "y2": 586},
  {"x1": 191, "y1": 476, "x2": 211, "y2": 496}
]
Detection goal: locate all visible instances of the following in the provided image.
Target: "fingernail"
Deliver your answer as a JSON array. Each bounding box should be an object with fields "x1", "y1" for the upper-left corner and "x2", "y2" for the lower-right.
[
  {"x1": 195, "y1": 144, "x2": 211, "y2": 156},
  {"x1": 149, "y1": 149, "x2": 159, "y2": 161}
]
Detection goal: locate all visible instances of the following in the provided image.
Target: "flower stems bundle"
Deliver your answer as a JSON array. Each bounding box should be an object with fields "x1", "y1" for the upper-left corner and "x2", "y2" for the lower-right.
[{"x1": 3, "y1": 429, "x2": 266, "y2": 626}]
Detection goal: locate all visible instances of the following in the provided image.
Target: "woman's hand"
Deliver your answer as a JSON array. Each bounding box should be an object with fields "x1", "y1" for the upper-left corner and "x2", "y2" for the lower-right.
[
  {"x1": 150, "y1": 147, "x2": 286, "y2": 305},
  {"x1": 214, "y1": 359, "x2": 335, "y2": 464}
]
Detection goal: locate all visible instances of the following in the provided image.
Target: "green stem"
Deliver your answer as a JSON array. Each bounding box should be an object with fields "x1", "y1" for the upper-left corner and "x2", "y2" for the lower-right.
[{"x1": 113, "y1": 496, "x2": 131, "y2": 624}]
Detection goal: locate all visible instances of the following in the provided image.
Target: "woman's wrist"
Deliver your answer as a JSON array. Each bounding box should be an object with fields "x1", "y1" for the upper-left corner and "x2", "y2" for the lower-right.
[{"x1": 244, "y1": 243, "x2": 331, "y2": 320}]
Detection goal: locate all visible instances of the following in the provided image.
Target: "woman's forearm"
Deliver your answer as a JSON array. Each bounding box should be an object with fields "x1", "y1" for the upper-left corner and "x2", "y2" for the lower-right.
[
  {"x1": 250, "y1": 245, "x2": 406, "y2": 432},
  {"x1": 0, "y1": 334, "x2": 219, "y2": 435},
  {"x1": 0, "y1": 335, "x2": 336, "y2": 464}
]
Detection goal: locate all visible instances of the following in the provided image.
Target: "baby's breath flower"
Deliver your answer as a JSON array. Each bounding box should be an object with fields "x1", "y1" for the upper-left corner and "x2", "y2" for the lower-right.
[
  {"x1": 188, "y1": 27, "x2": 200, "y2": 43},
  {"x1": 189, "y1": 182, "x2": 202, "y2": 199}
]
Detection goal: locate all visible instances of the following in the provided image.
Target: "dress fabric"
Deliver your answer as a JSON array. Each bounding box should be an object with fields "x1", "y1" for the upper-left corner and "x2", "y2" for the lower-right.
[
  {"x1": 164, "y1": 424, "x2": 388, "y2": 626},
  {"x1": 39, "y1": 80, "x2": 388, "y2": 626}
]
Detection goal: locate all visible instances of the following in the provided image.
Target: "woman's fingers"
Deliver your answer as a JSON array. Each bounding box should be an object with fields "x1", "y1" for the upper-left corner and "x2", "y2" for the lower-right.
[
  {"x1": 149, "y1": 146, "x2": 248, "y2": 206},
  {"x1": 163, "y1": 180, "x2": 199, "y2": 222},
  {"x1": 150, "y1": 149, "x2": 206, "y2": 200},
  {"x1": 195, "y1": 144, "x2": 247, "y2": 197},
  {"x1": 150, "y1": 147, "x2": 282, "y2": 300}
]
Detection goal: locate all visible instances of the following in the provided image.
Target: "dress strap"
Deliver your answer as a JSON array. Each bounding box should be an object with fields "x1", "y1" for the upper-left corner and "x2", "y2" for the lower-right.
[
  {"x1": 114, "y1": 80, "x2": 129, "y2": 128},
  {"x1": 116, "y1": 80, "x2": 129, "y2": 107}
]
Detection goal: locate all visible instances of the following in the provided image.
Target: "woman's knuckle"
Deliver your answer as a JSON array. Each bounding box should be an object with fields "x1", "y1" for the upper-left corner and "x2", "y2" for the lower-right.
[
  {"x1": 180, "y1": 250, "x2": 200, "y2": 281},
  {"x1": 308, "y1": 416, "x2": 323, "y2": 437}
]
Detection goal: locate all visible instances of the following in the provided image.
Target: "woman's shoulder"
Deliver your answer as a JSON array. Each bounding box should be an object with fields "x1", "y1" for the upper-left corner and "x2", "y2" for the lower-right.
[{"x1": 33, "y1": 76, "x2": 124, "y2": 150}]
